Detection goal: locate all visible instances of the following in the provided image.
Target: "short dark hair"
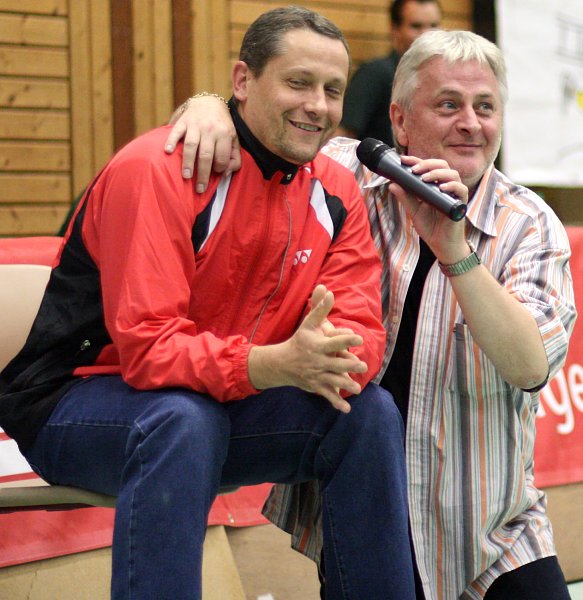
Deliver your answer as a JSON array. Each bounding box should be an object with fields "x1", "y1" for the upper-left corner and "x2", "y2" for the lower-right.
[
  {"x1": 239, "y1": 5, "x2": 350, "y2": 77},
  {"x1": 389, "y1": 0, "x2": 442, "y2": 26}
]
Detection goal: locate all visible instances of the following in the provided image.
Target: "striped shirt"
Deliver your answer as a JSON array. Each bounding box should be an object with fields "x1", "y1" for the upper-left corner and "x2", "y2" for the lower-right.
[{"x1": 263, "y1": 137, "x2": 577, "y2": 599}]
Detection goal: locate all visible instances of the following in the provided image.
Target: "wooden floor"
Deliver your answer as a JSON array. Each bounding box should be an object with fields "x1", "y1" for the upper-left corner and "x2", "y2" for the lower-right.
[
  {"x1": 0, "y1": 524, "x2": 316, "y2": 600},
  {"x1": 0, "y1": 523, "x2": 580, "y2": 600},
  {"x1": 0, "y1": 526, "x2": 247, "y2": 600},
  {"x1": 227, "y1": 524, "x2": 319, "y2": 600}
]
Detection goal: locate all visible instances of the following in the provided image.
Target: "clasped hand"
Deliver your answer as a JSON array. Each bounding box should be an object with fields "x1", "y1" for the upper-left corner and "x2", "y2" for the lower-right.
[{"x1": 248, "y1": 285, "x2": 367, "y2": 413}]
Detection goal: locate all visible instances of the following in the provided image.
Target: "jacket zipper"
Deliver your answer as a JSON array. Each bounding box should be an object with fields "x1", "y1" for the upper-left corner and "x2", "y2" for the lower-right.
[{"x1": 249, "y1": 188, "x2": 293, "y2": 342}]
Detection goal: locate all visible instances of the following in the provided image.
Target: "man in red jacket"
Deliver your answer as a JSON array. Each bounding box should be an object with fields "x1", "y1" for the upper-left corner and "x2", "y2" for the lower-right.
[{"x1": 0, "y1": 7, "x2": 419, "y2": 600}]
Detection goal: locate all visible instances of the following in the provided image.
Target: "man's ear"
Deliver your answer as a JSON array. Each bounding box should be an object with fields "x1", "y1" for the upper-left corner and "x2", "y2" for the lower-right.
[
  {"x1": 232, "y1": 61, "x2": 251, "y2": 102},
  {"x1": 390, "y1": 102, "x2": 409, "y2": 149}
]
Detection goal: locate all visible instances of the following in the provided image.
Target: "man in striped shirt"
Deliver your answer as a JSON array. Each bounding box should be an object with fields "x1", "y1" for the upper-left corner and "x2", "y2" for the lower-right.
[{"x1": 166, "y1": 29, "x2": 576, "y2": 600}]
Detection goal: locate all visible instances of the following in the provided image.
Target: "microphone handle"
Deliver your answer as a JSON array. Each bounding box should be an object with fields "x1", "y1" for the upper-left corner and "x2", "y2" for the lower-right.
[{"x1": 378, "y1": 152, "x2": 467, "y2": 222}]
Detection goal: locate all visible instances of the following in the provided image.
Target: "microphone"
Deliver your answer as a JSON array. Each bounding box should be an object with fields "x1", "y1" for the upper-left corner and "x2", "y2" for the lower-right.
[{"x1": 356, "y1": 138, "x2": 467, "y2": 222}]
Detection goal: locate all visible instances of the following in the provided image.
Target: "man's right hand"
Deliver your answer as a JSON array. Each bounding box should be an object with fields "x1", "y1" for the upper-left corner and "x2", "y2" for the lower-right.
[
  {"x1": 247, "y1": 285, "x2": 368, "y2": 413},
  {"x1": 164, "y1": 95, "x2": 242, "y2": 192}
]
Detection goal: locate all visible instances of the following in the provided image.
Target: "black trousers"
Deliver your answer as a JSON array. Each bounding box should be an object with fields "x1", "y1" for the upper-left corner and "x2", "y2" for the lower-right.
[
  {"x1": 484, "y1": 556, "x2": 571, "y2": 600},
  {"x1": 320, "y1": 556, "x2": 571, "y2": 600}
]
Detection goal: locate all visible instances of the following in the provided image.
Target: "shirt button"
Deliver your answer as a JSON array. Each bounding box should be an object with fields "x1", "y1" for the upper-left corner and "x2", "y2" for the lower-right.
[
  {"x1": 392, "y1": 316, "x2": 399, "y2": 324},
  {"x1": 402, "y1": 264, "x2": 411, "y2": 272}
]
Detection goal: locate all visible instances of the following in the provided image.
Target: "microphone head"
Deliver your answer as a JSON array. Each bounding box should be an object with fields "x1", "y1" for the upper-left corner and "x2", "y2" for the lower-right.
[{"x1": 356, "y1": 138, "x2": 389, "y2": 169}]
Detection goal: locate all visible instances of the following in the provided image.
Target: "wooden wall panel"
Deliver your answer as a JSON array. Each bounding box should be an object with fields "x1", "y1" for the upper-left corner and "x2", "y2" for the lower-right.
[
  {"x1": 229, "y1": 29, "x2": 391, "y2": 66},
  {"x1": 0, "y1": 0, "x2": 113, "y2": 236},
  {"x1": 0, "y1": 206, "x2": 70, "y2": 236},
  {"x1": 88, "y1": 0, "x2": 114, "y2": 172},
  {"x1": 172, "y1": 0, "x2": 194, "y2": 106},
  {"x1": 68, "y1": 0, "x2": 93, "y2": 196},
  {"x1": 0, "y1": 0, "x2": 67, "y2": 15},
  {"x1": 132, "y1": 0, "x2": 174, "y2": 135},
  {"x1": 68, "y1": 0, "x2": 114, "y2": 197},
  {"x1": 0, "y1": 0, "x2": 473, "y2": 237},
  {"x1": 441, "y1": 0, "x2": 472, "y2": 16},
  {"x1": 111, "y1": 0, "x2": 135, "y2": 149},
  {"x1": 190, "y1": 0, "x2": 230, "y2": 98},
  {"x1": 226, "y1": 0, "x2": 472, "y2": 84},
  {"x1": 209, "y1": 0, "x2": 230, "y2": 98},
  {"x1": 151, "y1": 0, "x2": 175, "y2": 126},
  {"x1": 0, "y1": 77, "x2": 69, "y2": 109},
  {"x1": 0, "y1": 174, "x2": 70, "y2": 202},
  {"x1": 0, "y1": 2, "x2": 71, "y2": 236},
  {"x1": 0, "y1": 13, "x2": 67, "y2": 46},
  {"x1": 230, "y1": 2, "x2": 389, "y2": 38},
  {"x1": 0, "y1": 142, "x2": 69, "y2": 171},
  {"x1": 0, "y1": 109, "x2": 69, "y2": 140},
  {"x1": 0, "y1": 46, "x2": 68, "y2": 77}
]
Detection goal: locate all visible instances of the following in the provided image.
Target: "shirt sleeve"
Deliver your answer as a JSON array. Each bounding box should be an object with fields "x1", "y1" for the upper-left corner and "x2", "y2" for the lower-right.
[
  {"x1": 84, "y1": 130, "x2": 257, "y2": 401},
  {"x1": 498, "y1": 209, "x2": 577, "y2": 380}
]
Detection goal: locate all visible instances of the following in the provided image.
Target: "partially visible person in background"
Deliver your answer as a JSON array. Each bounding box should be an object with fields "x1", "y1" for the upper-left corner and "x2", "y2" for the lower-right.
[{"x1": 336, "y1": 0, "x2": 442, "y2": 144}]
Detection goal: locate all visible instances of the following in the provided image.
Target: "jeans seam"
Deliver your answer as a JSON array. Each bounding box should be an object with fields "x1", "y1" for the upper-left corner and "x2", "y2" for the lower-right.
[
  {"x1": 46, "y1": 421, "x2": 131, "y2": 429},
  {"x1": 317, "y1": 446, "x2": 335, "y2": 470},
  {"x1": 323, "y1": 488, "x2": 351, "y2": 599},
  {"x1": 318, "y1": 444, "x2": 352, "y2": 599},
  {"x1": 229, "y1": 430, "x2": 326, "y2": 441},
  {"x1": 127, "y1": 421, "x2": 146, "y2": 600}
]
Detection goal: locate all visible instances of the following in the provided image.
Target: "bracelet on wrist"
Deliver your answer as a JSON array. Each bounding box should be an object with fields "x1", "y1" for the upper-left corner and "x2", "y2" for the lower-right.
[{"x1": 178, "y1": 92, "x2": 228, "y2": 116}]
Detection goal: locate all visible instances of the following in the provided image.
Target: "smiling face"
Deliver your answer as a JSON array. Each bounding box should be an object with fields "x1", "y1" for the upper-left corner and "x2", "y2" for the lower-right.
[
  {"x1": 391, "y1": 56, "x2": 503, "y2": 194},
  {"x1": 233, "y1": 28, "x2": 349, "y2": 165}
]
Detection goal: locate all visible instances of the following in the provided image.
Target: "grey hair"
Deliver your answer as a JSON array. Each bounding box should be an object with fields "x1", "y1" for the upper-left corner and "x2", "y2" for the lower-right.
[{"x1": 392, "y1": 29, "x2": 508, "y2": 113}]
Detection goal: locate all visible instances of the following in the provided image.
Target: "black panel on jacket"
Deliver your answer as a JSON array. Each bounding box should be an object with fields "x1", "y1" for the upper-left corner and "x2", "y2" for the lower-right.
[{"x1": 0, "y1": 180, "x2": 112, "y2": 451}]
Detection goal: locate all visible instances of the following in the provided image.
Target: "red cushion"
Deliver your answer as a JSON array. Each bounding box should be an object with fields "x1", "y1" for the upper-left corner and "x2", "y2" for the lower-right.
[{"x1": 0, "y1": 237, "x2": 62, "y2": 266}]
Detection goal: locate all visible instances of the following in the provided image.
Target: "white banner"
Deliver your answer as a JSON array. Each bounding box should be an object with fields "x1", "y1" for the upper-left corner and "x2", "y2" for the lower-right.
[{"x1": 496, "y1": 0, "x2": 583, "y2": 186}]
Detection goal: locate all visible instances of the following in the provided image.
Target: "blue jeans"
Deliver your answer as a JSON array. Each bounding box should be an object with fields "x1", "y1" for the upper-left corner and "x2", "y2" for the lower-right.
[{"x1": 24, "y1": 376, "x2": 414, "y2": 600}]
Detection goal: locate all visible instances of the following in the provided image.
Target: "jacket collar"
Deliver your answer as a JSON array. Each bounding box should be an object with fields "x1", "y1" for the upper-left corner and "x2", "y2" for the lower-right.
[{"x1": 230, "y1": 98, "x2": 299, "y2": 184}]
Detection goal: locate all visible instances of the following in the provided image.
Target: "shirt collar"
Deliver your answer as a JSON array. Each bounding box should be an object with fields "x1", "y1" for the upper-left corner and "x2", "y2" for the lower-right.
[
  {"x1": 465, "y1": 163, "x2": 498, "y2": 238},
  {"x1": 363, "y1": 161, "x2": 500, "y2": 238},
  {"x1": 230, "y1": 98, "x2": 299, "y2": 184},
  {"x1": 362, "y1": 171, "x2": 390, "y2": 190}
]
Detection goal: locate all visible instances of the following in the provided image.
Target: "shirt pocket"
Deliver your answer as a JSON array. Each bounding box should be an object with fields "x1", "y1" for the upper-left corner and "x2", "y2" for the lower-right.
[{"x1": 445, "y1": 322, "x2": 473, "y2": 395}]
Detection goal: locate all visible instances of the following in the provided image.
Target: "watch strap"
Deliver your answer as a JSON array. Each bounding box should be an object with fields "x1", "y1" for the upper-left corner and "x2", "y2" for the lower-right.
[{"x1": 438, "y1": 242, "x2": 481, "y2": 277}]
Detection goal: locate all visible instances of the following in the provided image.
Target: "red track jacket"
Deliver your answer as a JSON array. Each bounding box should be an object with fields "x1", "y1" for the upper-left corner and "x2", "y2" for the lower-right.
[{"x1": 0, "y1": 120, "x2": 385, "y2": 450}]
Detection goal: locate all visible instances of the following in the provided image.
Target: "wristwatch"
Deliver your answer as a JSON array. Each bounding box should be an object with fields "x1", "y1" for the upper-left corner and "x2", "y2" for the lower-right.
[{"x1": 438, "y1": 241, "x2": 481, "y2": 277}]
